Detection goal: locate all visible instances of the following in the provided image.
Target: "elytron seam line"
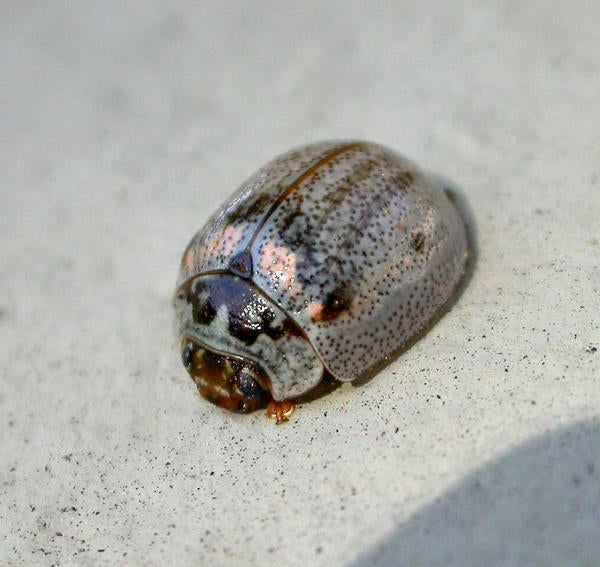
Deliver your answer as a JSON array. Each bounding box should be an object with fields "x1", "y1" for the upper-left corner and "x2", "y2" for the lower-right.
[{"x1": 244, "y1": 142, "x2": 364, "y2": 252}]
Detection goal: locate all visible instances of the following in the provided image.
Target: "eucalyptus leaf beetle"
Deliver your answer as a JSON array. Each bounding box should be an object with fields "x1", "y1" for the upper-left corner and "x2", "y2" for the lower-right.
[{"x1": 174, "y1": 141, "x2": 469, "y2": 422}]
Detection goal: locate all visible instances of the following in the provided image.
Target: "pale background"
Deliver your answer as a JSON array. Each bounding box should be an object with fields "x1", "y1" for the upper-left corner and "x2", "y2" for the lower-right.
[{"x1": 2, "y1": 2, "x2": 599, "y2": 566}]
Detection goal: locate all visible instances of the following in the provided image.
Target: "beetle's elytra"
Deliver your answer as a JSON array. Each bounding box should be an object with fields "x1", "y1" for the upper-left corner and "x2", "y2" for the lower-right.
[{"x1": 174, "y1": 141, "x2": 469, "y2": 422}]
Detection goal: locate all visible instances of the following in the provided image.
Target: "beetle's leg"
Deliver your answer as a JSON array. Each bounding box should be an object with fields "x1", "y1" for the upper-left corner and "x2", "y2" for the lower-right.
[{"x1": 266, "y1": 400, "x2": 295, "y2": 424}]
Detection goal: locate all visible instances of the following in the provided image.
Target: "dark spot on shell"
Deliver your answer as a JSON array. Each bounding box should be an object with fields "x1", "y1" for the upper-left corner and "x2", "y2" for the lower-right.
[
  {"x1": 188, "y1": 292, "x2": 217, "y2": 325},
  {"x1": 228, "y1": 304, "x2": 276, "y2": 345},
  {"x1": 280, "y1": 209, "x2": 302, "y2": 232},
  {"x1": 394, "y1": 170, "x2": 416, "y2": 188},
  {"x1": 223, "y1": 192, "x2": 273, "y2": 226},
  {"x1": 280, "y1": 209, "x2": 310, "y2": 249},
  {"x1": 314, "y1": 284, "x2": 355, "y2": 323},
  {"x1": 411, "y1": 232, "x2": 426, "y2": 253},
  {"x1": 228, "y1": 250, "x2": 253, "y2": 278},
  {"x1": 229, "y1": 304, "x2": 302, "y2": 345}
]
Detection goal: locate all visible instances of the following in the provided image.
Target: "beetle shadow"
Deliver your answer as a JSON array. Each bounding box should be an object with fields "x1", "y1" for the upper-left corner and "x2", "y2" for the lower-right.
[
  {"x1": 434, "y1": 173, "x2": 479, "y2": 291},
  {"x1": 350, "y1": 419, "x2": 600, "y2": 567},
  {"x1": 352, "y1": 175, "x2": 478, "y2": 388}
]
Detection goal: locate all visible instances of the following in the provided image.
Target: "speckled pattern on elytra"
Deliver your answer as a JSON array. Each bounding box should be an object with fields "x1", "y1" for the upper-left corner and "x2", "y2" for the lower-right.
[{"x1": 174, "y1": 141, "x2": 468, "y2": 416}]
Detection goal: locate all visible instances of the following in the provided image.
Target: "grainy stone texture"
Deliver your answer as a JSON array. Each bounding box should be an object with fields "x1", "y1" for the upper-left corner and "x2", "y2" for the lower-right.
[{"x1": 1, "y1": 2, "x2": 599, "y2": 566}]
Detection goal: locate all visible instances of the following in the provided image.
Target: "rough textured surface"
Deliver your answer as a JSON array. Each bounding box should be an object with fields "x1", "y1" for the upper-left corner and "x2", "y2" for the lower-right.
[{"x1": 1, "y1": 2, "x2": 599, "y2": 566}]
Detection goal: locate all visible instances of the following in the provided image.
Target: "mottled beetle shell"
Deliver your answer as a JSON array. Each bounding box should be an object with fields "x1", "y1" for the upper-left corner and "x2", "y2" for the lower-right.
[{"x1": 174, "y1": 141, "x2": 468, "y2": 415}]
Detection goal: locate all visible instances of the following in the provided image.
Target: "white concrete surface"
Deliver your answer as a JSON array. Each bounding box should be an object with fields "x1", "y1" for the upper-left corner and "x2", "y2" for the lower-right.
[{"x1": 1, "y1": 2, "x2": 599, "y2": 565}]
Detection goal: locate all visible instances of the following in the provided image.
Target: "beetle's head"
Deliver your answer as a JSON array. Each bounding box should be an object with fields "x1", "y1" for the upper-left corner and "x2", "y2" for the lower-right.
[
  {"x1": 174, "y1": 272, "x2": 324, "y2": 411},
  {"x1": 181, "y1": 339, "x2": 271, "y2": 412}
]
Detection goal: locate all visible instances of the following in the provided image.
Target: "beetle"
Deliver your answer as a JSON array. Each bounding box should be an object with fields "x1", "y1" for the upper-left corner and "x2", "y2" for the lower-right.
[{"x1": 174, "y1": 141, "x2": 469, "y2": 422}]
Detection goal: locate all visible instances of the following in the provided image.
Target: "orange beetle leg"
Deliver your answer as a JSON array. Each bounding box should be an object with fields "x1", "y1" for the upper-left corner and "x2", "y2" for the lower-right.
[{"x1": 266, "y1": 400, "x2": 295, "y2": 424}]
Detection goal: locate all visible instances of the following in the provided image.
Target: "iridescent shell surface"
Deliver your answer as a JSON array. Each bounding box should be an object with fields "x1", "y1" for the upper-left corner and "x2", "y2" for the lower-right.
[{"x1": 174, "y1": 141, "x2": 468, "y2": 412}]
